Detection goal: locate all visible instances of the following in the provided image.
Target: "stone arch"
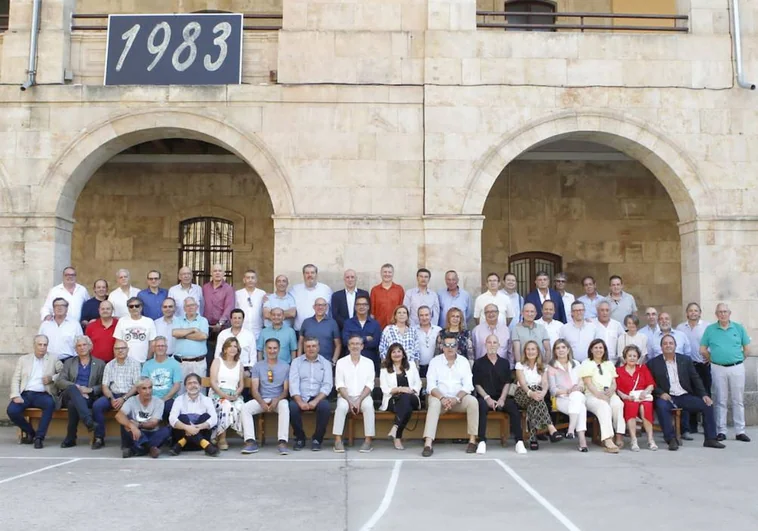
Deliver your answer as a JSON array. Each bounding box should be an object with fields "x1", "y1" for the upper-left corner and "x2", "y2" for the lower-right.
[
  {"x1": 36, "y1": 108, "x2": 295, "y2": 219},
  {"x1": 463, "y1": 109, "x2": 711, "y2": 223}
]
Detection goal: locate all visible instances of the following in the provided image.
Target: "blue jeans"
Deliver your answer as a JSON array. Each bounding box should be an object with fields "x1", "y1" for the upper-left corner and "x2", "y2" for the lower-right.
[
  {"x1": 289, "y1": 398, "x2": 330, "y2": 444},
  {"x1": 6, "y1": 391, "x2": 56, "y2": 440},
  {"x1": 172, "y1": 413, "x2": 212, "y2": 449},
  {"x1": 61, "y1": 386, "x2": 95, "y2": 441},
  {"x1": 92, "y1": 393, "x2": 124, "y2": 439},
  {"x1": 120, "y1": 425, "x2": 171, "y2": 451},
  {"x1": 655, "y1": 394, "x2": 716, "y2": 442}
]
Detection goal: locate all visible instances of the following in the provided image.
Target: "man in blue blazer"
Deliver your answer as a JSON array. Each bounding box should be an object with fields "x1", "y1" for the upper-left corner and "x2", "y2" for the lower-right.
[
  {"x1": 331, "y1": 269, "x2": 370, "y2": 331},
  {"x1": 524, "y1": 271, "x2": 567, "y2": 324}
]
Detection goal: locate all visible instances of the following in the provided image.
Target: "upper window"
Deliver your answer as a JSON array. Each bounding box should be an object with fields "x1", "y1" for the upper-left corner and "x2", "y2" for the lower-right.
[
  {"x1": 504, "y1": 0, "x2": 556, "y2": 32},
  {"x1": 179, "y1": 217, "x2": 234, "y2": 286},
  {"x1": 508, "y1": 252, "x2": 562, "y2": 297}
]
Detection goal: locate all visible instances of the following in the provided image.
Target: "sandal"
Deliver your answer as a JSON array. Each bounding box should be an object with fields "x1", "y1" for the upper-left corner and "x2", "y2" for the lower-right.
[
  {"x1": 529, "y1": 437, "x2": 539, "y2": 451},
  {"x1": 648, "y1": 441, "x2": 658, "y2": 451},
  {"x1": 603, "y1": 440, "x2": 619, "y2": 454},
  {"x1": 578, "y1": 445, "x2": 588, "y2": 453},
  {"x1": 630, "y1": 439, "x2": 640, "y2": 452},
  {"x1": 549, "y1": 432, "x2": 564, "y2": 443}
]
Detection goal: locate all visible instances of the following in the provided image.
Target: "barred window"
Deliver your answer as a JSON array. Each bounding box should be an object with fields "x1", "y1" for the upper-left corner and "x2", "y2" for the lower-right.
[
  {"x1": 508, "y1": 252, "x2": 562, "y2": 297},
  {"x1": 179, "y1": 217, "x2": 234, "y2": 286},
  {"x1": 504, "y1": 0, "x2": 556, "y2": 32}
]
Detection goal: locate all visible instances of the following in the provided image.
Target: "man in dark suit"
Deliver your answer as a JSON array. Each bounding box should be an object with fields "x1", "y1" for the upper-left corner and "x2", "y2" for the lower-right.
[
  {"x1": 331, "y1": 269, "x2": 369, "y2": 331},
  {"x1": 55, "y1": 335, "x2": 106, "y2": 448},
  {"x1": 524, "y1": 271, "x2": 567, "y2": 324},
  {"x1": 647, "y1": 334, "x2": 724, "y2": 451}
]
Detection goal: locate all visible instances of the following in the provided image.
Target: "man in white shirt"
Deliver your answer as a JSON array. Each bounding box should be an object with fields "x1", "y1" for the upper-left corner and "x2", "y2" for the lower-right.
[
  {"x1": 502, "y1": 272, "x2": 524, "y2": 333},
  {"x1": 577, "y1": 276, "x2": 605, "y2": 320},
  {"x1": 404, "y1": 268, "x2": 441, "y2": 327},
  {"x1": 38, "y1": 298, "x2": 83, "y2": 360},
  {"x1": 215, "y1": 308, "x2": 256, "y2": 370},
  {"x1": 332, "y1": 335, "x2": 376, "y2": 453},
  {"x1": 235, "y1": 269, "x2": 266, "y2": 338},
  {"x1": 40, "y1": 266, "x2": 89, "y2": 324},
  {"x1": 113, "y1": 297, "x2": 157, "y2": 364},
  {"x1": 291, "y1": 264, "x2": 333, "y2": 332},
  {"x1": 422, "y1": 332, "x2": 479, "y2": 456},
  {"x1": 153, "y1": 297, "x2": 177, "y2": 356},
  {"x1": 415, "y1": 306, "x2": 442, "y2": 377},
  {"x1": 474, "y1": 273, "x2": 513, "y2": 326},
  {"x1": 594, "y1": 301, "x2": 624, "y2": 364},
  {"x1": 168, "y1": 266, "x2": 204, "y2": 318},
  {"x1": 536, "y1": 300, "x2": 563, "y2": 351},
  {"x1": 553, "y1": 272, "x2": 575, "y2": 318},
  {"x1": 559, "y1": 301, "x2": 597, "y2": 362},
  {"x1": 108, "y1": 269, "x2": 141, "y2": 318}
]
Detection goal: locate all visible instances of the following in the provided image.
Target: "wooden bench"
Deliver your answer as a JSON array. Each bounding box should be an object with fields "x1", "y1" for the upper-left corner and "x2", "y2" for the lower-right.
[{"x1": 18, "y1": 408, "x2": 118, "y2": 442}]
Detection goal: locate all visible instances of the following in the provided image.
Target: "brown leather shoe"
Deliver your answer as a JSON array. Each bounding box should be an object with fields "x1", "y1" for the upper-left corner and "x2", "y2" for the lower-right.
[
  {"x1": 466, "y1": 442, "x2": 477, "y2": 454},
  {"x1": 148, "y1": 446, "x2": 160, "y2": 458},
  {"x1": 422, "y1": 446, "x2": 433, "y2": 457}
]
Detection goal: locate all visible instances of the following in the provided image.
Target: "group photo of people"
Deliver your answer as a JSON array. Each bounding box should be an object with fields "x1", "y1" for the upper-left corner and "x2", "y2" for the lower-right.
[{"x1": 7, "y1": 262, "x2": 752, "y2": 458}]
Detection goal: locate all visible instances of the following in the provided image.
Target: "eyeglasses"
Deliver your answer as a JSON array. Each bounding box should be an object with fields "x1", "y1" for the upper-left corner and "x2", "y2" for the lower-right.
[
  {"x1": 555, "y1": 279, "x2": 566, "y2": 283},
  {"x1": 63, "y1": 273, "x2": 76, "y2": 277},
  {"x1": 443, "y1": 342, "x2": 457, "y2": 348},
  {"x1": 114, "y1": 347, "x2": 128, "y2": 352},
  {"x1": 147, "y1": 277, "x2": 160, "y2": 281},
  {"x1": 267, "y1": 369, "x2": 274, "y2": 383},
  {"x1": 128, "y1": 304, "x2": 142, "y2": 309}
]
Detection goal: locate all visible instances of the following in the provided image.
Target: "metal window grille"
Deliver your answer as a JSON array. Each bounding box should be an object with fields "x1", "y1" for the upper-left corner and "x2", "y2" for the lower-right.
[
  {"x1": 179, "y1": 217, "x2": 234, "y2": 286},
  {"x1": 504, "y1": 0, "x2": 556, "y2": 31},
  {"x1": 508, "y1": 252, "x2": 562, "y2": 297}
]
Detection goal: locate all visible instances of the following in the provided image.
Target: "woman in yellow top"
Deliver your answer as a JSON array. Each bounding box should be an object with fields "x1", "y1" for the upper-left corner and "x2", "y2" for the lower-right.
[{"x1": 580, "y1": 339, "x2": 625, "y2": 453}]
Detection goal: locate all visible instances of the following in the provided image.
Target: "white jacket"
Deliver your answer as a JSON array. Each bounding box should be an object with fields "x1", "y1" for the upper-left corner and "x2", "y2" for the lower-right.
[{"x1": 379, "y1": 363, "x2": 422, "y2": 411}]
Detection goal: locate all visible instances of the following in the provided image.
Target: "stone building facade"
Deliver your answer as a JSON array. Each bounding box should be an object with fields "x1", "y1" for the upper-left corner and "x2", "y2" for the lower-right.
[{"x1": 0, "y1": 0, "x2": 756, "y2": 419}]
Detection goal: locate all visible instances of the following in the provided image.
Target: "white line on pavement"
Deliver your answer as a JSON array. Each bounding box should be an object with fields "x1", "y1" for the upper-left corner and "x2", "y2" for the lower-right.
[
  {"x1": 495, "y1": 459, "x2": 582, "y2": 531},
  {"x1": 358, "y1": 459, "x2": 403, "y2": 531},
  {"x1": 0, "y1": 458, "x2": 81, "y2": 485},
  {"x1": 0, "y1": 456, "x2": 491, "y2": 463}
]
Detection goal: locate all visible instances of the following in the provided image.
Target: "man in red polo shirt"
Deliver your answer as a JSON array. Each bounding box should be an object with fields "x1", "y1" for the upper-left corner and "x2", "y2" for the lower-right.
[
  {"x1": 86, "y1": 300, "x2": 118, "y2": 363},
  {"x1": 370, "y1": 263, "x2": 405, "y2": 329}
]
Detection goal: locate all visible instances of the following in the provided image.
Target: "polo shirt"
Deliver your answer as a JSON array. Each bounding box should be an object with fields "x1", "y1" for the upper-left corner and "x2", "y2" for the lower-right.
[
  {"x1": 173, "y1": 315, "x2": 210, "y2": 359},
  {"x1": 369, "y1": 283, "x2": 405, "y2": 329},
  {"x1": 607, "y1": 291, "x2": 637, "y2": 324},
  {"x1": 700, "y1": 321, "x2": 751, "y2": 366},
  {"x1": 473, "y1": 291, "x2": 514, "y2": 326},
  {"x1": 263, "y1": 292, "x2": 297, "y2": 328},
  {"x1": 300, "y1": 316, "x2": 340, "y2": 361},
  {"x1": 257, "y1": 325, "x2": 298, "y2": 364},
  {"x1": 511, "y1": 322, "x2": 549, "y2": 355},
  {"x1": 251, "y1": 360, "x2": 290, "y2": 399},
  {"x1": 291, "y1": 282, "x2": 334, "y2": 331},
  {"x1": 138, "y1": 288, "x2": 168, "y2": 320},
  {"x1": 472, "y1": 356, "x2": 512, "y2": 399},
  {"x1": 113, "y1": 316, "x2": 157, "y2": 364},
  {"x1": 86, "y1": 318, "x2": 119, "y2": 362},
  {"x1": 141, "y1": 357, "x2": 183, "y2": 399}
]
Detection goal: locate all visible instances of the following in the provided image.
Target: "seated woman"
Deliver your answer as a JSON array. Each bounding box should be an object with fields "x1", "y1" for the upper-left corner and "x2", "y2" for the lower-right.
[
  {"x1": 209, "y1": 337, "x2": 245, "y2": 451},
  {"x1": 379, "y1": 305, "x2": 420, "y2": 365},
  {"x1": 547, "y1": 339, "x2": 589, "y2": 452},
  {"x1": 514, "y1": 340, "x2": 563, "y2": 450},
  {"x1": 580, "y1": 339, "x2": 625, "y2": 453},
  {"x1": 616, "y1": 345, "x2": 657, "y2": 451},
  {"x1": 434, "y1": 307, "x2": 474, "y2": 362},
  {"x1": 616, "y1": 314, "x2": 649, "y2": 364},
  {"x1": 168, "y1": 373, "x2": 219, "y2": 456},
  {"x1": 379, "y1": 343, "x2": 422, "y2": 450}
]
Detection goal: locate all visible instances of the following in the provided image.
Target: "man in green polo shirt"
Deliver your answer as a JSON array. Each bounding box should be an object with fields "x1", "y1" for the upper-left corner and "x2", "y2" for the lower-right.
[{"x1": 700, "y1": 303, "x2": 752, "y2": 442}]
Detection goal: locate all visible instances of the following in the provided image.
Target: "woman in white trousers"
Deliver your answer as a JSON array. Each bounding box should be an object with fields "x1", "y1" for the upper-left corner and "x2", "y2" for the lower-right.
[
  {"x1": 548, "y1": 339, "x2": 589, "y2": 452},
  {"x1": 580, "y1": 339, "x2": 625, "y2": 453}
]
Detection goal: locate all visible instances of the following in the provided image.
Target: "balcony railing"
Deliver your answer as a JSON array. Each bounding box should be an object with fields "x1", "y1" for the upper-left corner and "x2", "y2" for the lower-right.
[
  {"x1": 477, "y1": 11, "x2": 688, "y2": 33},
  {"x1": 71, "y1": 13, "x2": 283, "y2": 32}
]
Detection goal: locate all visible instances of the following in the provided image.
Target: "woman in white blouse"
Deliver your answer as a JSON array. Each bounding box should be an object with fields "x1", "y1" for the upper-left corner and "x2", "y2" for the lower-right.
[
  {"x1": 379, "y1": 306, "x2": 420, "y2": 364},
  {"x1": 616, "y1": 314, "x2": 648, "y2": 364},
  {"x1": 548, "y1": 339, "x2": 588, "y2": 452},
  {"x1": 380, "y1": 343, "x2": 422, "y2": 450},
  {"x1": 514, "y1": 340, "x2": 563, "y2": 450}
]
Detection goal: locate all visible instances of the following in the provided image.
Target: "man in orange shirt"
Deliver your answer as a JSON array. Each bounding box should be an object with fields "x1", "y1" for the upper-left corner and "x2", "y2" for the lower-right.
[{"x1": 369, "y1": 264, "x2": 405, "y2": 329}]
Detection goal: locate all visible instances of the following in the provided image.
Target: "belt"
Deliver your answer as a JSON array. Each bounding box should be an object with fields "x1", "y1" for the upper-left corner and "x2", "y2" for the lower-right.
[
  {"x1": 712, "y1": 361, "x2": 743, "y2": 368},
  {"x1": 176, "y1": 356, "x2": 206, "y2": 362}
]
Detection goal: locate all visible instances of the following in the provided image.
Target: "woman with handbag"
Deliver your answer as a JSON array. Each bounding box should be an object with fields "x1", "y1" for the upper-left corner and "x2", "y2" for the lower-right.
[
  {"x1": 580, "y1": 339, "x2": 625, "y2": 453},
  {"x1": 380, "y1": 343, "x2": 422, "y2": 450},
  {"x1": 548, "y1": 339, "x2": 589, "y2": 452},
  {"x1": 616, "y1": 345, "x2": 658, "y2": 451}
]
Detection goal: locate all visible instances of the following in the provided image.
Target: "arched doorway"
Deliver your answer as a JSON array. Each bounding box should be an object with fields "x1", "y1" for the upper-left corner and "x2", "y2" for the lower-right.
[{"x1": 466, "y1": 110, "x2": 709, "y2": 316}]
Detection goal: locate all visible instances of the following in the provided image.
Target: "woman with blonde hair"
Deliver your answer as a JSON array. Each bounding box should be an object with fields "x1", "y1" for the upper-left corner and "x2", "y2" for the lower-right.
[
  {"x1": 434, "y1": 307, "x2": 474, "y2": 361},
  {"x1": 378, "y1": 305, "x2": 420, "y2": 364},
  {"x1": 514, "y1": 340, "x2": 563, "y2": 450},
  {"x1": 208, "y1": 337, "x2": 245, "y2": 450},
  {"x1": 548, "y1": 339, "x2": 589, "y2": 452}
]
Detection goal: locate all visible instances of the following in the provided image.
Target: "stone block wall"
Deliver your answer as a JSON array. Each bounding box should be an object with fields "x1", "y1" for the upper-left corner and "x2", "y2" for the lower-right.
[
  {"x1": 481, "y1": 160, "x2": 682, "y2": 317},
  {"x1": 70, "y1": 161, "x2": 275, "y2": 291}
]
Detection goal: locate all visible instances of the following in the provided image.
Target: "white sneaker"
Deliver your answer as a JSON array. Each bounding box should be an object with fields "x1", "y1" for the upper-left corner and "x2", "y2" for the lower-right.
[
  {"x1": 515, "y1": 440, "x2": 527, "y2": 454},
  {"x1": 476, "y1": 441, "x2": 487, "y2": 454}
]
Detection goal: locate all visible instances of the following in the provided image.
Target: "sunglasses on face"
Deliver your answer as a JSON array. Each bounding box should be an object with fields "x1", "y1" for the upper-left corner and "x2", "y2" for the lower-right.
[
  {"x1": 443, "y1": 343, "x2": 457, "y2": 348},
  {"x1": 128, "y1": 304, "x2": 142, "y2": 309},
  {"x1": 148, "y1": 277, "x2": 160, "y2": 281}
]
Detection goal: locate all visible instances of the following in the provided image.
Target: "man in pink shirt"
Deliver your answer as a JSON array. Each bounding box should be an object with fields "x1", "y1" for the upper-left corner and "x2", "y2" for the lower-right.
[{"x1": 201, "y1": 264, "x2": 235, "y2": 371}]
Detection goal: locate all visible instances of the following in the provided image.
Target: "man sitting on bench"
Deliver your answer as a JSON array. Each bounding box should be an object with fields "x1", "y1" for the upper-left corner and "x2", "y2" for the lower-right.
[
  {"x1": 7, "y1": 335, "x2": 61, "y2": 449},
  {"x1": 116, "y1": 377, "x2": 171, "y2": 458},
  {"x1": 647, "y1": 334, "x2": 725, "y2": 451},
  {"x1": 168, "y1": 373, "x2": 219, "y2": 457},
  {"x1": 422, "y1": 332, "x2": 479, "y2": 457},
  {"x1": 473, "y1": 334, "x2": 526, "y2": 455}
]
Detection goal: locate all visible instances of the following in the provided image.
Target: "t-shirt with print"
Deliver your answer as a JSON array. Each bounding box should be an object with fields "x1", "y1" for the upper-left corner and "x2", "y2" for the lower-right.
[
  {"x1": 121, "y1": 396, "x2": 164, "y2": 432},
  {"x1": 141, "y1": 357, "x2": 183, "y2": 399},
  {"x1": 113, "y1": 316, "x2": 157, "y2": 364}
]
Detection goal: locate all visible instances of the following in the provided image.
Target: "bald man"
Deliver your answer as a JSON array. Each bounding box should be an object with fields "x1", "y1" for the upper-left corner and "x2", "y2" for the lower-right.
[
  {"x1": 331, "y1": 269, "x2": 369, "y2": 332},
  {"x1": 168, "y1": 266, "x2": 204, "y2": 318}
]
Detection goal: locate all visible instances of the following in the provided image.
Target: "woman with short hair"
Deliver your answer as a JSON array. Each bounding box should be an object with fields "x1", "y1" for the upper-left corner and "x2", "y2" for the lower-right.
[
  {"x1": 616, "y1": 345, "x2": 657, "y2": 451},
  {"x1": 616, "y1": 314, "x2": 649, "y2": 364}
]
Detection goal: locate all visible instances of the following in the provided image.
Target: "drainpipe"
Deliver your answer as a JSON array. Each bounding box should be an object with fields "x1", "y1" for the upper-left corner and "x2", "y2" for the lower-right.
[
  {"x1": 20, "y1": 0, "x2": 43, "y2": 91},
  {"x1": 730, "y1": 0, "x2": 756, "y2": 90}
]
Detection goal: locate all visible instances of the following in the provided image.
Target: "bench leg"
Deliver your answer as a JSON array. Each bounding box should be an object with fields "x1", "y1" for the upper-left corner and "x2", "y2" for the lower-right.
[
  {"x1": 347, "y1": 415, "x2": 354, "y2": 447},
  {"x1": 500, "y1": 417, "x2": 508, "y2": 447},
  {"x1": 674, "y1": 409, "x2": 681, "y2": 442},
  {"x1": 257, "y1": 416, "x2": 265, "y2": 446}
]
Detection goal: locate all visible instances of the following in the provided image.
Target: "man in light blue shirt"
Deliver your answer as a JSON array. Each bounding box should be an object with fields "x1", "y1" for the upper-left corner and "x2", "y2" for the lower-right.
[
  {"x1": 647, "y1": 312, "x2": 691, "y2": 359},
  {"x1": 404, "y1": 268, "x2": 440, "y2": 327},
  {"x1": 257, "y1": 307, "x2": 298, "y2": 363},
  {"x1": 172, "y1": 297, "x2": 209, "y2": 379},
  {"x1": 263, "y1": 274, "x2": 297, "y2": 328},
  {"x1": 639, "y1": 307, "x2": 660, "y2": 343},
  {"x1": 288, "y1": 337, "x2": 333, "y2": 451},
  {"x1": 437, "y1": 270, "x2": 473, "y2": 328},
  {"x1": 577, "y1": 276, "x2": 606, "y2": 320}
]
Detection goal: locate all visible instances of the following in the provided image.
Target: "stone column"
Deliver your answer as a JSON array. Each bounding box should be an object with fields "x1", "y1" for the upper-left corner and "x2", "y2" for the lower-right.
[{"x1": 676, "y1": 0, "x2": 730, "y2": 35}]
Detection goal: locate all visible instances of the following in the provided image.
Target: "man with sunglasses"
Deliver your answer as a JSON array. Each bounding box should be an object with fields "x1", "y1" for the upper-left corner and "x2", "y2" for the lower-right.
[
  {"x1": 235, "y1": 269, "x2": 266, "y2": 338},
  {"x1": 138, "y1": 270, "x2": 168, "y2": 320},
  {"x1": 242, "y1": 338, "x2": 291, "y2": 455},
  {"x1": 113, "y1": 297, "x2": 157, "y2": 364}
]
